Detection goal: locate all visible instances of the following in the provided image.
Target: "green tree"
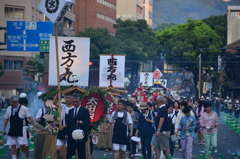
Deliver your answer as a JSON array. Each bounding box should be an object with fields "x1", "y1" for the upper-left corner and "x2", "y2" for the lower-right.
[
  {"x1": 0, "y1": 62, "x2": 4, "y2": 77},
  {"x1": 77, "y1": 27, "x2": 118, "y2": 59},
  {"x1": 23, "y1": 60, "x2": 44, "y2": 82},
  {"x1": 202, "y1": 14, "x2": 227, "y2": 46},
  {"x1": 154, "y1": 22, "x2": 177, "y2": 31},
  {"x1": 114, "y1": 19, "x2": 159, "y2": 88},
  {"x1": 114, "y1": 19, "x2": 159, "y2": 60},
  {"x1": 156, "y1": 18, "x2": 222, "y2": 97}
]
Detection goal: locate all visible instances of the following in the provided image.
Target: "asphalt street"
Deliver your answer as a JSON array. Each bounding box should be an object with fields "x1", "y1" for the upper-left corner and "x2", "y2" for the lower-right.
[{"x1": 0, "y1": 110, "x2": 240, "y2": 159}]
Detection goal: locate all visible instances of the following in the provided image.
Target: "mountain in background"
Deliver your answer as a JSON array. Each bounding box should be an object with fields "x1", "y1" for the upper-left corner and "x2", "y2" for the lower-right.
[{"x1": 152, "y1": 0, "x2": 240, "y2": 27}]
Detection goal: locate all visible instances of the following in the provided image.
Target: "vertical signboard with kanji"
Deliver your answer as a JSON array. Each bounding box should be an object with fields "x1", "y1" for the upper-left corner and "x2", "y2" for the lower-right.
[
  {"x1": 99, "y1": 55, "x2": 125, "y2": 87},
  {"x1": 49, "y1": 37, "x2": 90, "y2": 86},
  {"x1": 140, "y1": 72, "x2": 153, "y2": 86},
  {"x1": 159, "y1": 79, "x2": 167, "y2": 88}
]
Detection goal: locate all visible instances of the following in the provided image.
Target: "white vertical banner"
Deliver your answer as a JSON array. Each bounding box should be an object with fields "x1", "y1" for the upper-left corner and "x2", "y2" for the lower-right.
[
  {"x1": 159, "y1": 79, "x2": 167, "y2": 88},
  {"x1": 99, "y1": 55, "x2": 125, "y2": 87},
  {"x1": 49, "y1": 37, "x2": 90, "y2": 86},
  {"x1": 140, "y1": 72, "x2": 153, "y2": 86}
]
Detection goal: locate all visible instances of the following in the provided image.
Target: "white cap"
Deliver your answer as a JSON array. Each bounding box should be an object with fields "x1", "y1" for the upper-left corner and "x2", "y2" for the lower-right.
[
  {"x1": 19, "y1": 93, "x2": 27, "y2": 98},
  {"x1": 201, "y1": 96, "x2": 204, "y2": 99},
  {"x1": 228, "y1": 100, "x2": 231, "y2": 103},
  {"x1": 215, "y1": 97, "x2": 218, "y2": 100},
  {"x1": 236, "y1": 100, "x2": 239, "y2": 104},
  {"x1": 226, "y1": 96, "x2": 229, "y2": 99},
  {"x1": 37, "y1": 92, "x2": 43, "y2": 97},
  {"x1": 206, "y1": 97, "x2": 209, "y2": 100},
  {"x1": 224, "y1": 100, "x2": 228, "y2": 103}
]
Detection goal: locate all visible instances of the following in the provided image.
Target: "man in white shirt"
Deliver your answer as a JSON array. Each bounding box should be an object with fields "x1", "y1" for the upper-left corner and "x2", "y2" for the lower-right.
[
  {"x1": 2, "y1": 95, "x2": 36, "y2": 159},
  {"x1": 35, "y1": 97, "x2": 51, "y2": 126},
  {"x1": 104, "y1": 100, "x2": 133, "y2": 159},
  {"x1": 53, "y1": 92, "x2": 74, "y2": 159}
]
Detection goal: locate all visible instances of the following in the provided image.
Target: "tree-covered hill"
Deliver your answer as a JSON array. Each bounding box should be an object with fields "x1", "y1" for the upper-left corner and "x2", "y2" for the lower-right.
[{"x1": 153, "y1": 0, "x2": 240, "y2": 27}]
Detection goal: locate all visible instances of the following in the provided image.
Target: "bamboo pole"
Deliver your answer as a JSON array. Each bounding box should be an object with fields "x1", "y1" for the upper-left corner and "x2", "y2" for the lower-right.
[{"x1": 54, "y1": 24, "x2": 62, "y2": 127}]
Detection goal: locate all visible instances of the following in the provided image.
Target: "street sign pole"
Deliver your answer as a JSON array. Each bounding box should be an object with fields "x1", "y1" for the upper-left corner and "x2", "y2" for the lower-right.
[
  {"x1": 54, "y1": 24, "x2": 62, "y2": 127},
  {"x1": 38, "y1": 0, "x2": 73, "y2": 127}
]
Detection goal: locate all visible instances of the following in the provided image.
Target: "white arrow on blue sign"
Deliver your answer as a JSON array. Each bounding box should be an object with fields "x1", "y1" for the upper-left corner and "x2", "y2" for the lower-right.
[{"x1": 6, "y1": 21, "x2": 54, "y2": 52}]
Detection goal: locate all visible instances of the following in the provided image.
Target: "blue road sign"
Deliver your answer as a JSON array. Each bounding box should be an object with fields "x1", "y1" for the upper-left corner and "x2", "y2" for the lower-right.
[{"x1": 7, "y1": 21, "x2": 54, "y2": 52}]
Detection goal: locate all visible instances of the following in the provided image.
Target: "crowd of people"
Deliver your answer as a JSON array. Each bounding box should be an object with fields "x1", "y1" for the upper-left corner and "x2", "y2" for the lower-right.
[
  {"x1": 103, "y1": 95, "x2": 220, "y2": 159},
  {"x1": 1, "y1": 92, "x2": 224, "y2": 159}
]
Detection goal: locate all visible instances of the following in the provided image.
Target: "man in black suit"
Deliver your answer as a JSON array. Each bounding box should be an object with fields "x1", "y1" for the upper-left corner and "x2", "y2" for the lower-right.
[{"x1": 65, "y1": 93, "x2": 90, "y2": 159}]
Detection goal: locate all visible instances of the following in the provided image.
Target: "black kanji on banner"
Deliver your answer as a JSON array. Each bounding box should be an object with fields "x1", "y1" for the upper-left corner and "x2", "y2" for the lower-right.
[
  {"x1": 107, "y1": 58, "x2": 117, "y2": 81},
  {"x1": 144, "y1": 73, "x2": 149, "y2": 85},
  {"x1": 59, "y1": 68, "x2": 77, "y2": 83},
  {"x1": 60, "y1": 40, "x2": 77, "y2": 83},
  {"x1": 62, "y1": 40, "x2": 76, "y2": 52},
  {"x1": 61, "y1": 53, "x2": 77, "y2": 67},
  {"x1": 107, "y1": 58, "x2": 117, "y2": 66}
]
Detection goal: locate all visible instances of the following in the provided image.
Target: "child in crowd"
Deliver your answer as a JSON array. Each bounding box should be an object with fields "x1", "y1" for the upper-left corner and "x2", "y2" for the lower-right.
[{"x1": 178, "y1": 107, "x2": 196, "y2": 159}]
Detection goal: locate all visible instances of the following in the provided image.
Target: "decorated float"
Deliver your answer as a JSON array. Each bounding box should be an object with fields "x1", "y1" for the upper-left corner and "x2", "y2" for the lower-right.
[{"x1": 35, "y1": 86, "x2": 110, "y2": 159}]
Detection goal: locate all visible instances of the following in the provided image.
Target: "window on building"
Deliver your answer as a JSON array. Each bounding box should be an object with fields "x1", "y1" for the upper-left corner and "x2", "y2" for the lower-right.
[
  {"x1": 96, "y1": 13, "x2": 116, "y2": 24},
  {"x1": 5, "y1": 7, "x2": 24, "y2": 19},
  {"x1": 39, "y1": 11, "x2": 43, "y2": 21},
  {"x1": 231, "y1": 11, "x2": 240, "y2": 20},
  {"x1": 32, "y1": 7, "x2": 34, "y2": 20},
  {"x1": 4, "y1": 60, "x2": 23, "y2": 70},
  {"x1": 137, "y1": 5, "x2": 143, "y2": 14},
  {"x1": 97, "y1": 0, "x2": 116, "y2": 10}
]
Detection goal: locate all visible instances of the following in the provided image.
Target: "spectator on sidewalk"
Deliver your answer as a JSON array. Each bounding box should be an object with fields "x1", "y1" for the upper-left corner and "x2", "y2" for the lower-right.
[
  {"x1": 178, "y1": 106, "x2": 196, "y2": 159},
  {"x1": 200, "y1": 102, "x2": 218, "y2": 159}
]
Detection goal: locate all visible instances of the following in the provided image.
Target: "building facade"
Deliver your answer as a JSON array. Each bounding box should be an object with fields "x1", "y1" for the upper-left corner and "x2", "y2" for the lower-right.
[
  {"x1": 73, "y1": 0, "x2": 117, "y2": 35},
  {"x1": 220, "y1": 5, "x2": 240, "y2": 98},
  {"x1": 227, "y1": 6, "x2": 240, "y2": 44},
  {"x1": 117, "y1": 0, "x2": 153, "y2": 26},
  {"x1": 0, "y1": 0, "x2": 75, "y2": 97}
]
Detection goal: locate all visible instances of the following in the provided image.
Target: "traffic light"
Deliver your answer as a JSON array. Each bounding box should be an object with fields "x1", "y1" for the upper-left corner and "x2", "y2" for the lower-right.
[{"x1": 89, "y1": 62, "x2": 93, "y2": 66}]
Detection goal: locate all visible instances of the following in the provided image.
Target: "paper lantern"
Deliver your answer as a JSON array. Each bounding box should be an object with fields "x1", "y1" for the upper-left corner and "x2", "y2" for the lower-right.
[
  {"x1": 72, "y1": 129, "x2": 85, "y2": 140},
  {"x1": 81, "y1": 92, "x2": 105, "y2": 122}
]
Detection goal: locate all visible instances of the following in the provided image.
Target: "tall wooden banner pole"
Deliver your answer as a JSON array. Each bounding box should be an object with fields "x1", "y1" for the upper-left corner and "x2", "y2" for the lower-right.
[{"x1": 54, "y1": 24, "x2": 62, "y2": 127}]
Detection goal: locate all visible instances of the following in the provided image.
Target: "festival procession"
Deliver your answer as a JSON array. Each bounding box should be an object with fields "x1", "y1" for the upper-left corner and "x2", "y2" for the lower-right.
[{"x1": 1, "y1": 0, "x2": 240, "y2": 159}]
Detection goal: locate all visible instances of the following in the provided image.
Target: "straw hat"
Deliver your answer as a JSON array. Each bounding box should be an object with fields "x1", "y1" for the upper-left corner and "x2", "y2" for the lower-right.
[{"x1": 138, "y1": 102, "x2": 148, "y2": 110}]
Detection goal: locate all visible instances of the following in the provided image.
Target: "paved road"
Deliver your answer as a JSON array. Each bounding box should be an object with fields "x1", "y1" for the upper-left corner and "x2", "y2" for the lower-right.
[{"x1": 1, "y1": 111, "x2": 240, "y2": 159}]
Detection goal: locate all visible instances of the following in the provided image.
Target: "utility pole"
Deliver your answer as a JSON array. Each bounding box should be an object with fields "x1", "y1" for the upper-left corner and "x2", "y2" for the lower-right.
[{"x1": 198, "y1": 54, "x2": 201, "y2": 99}]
